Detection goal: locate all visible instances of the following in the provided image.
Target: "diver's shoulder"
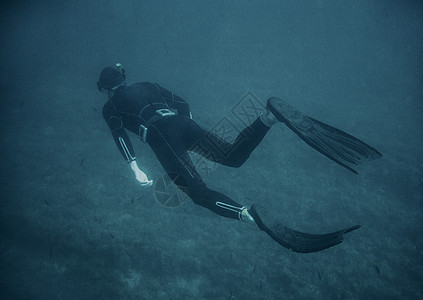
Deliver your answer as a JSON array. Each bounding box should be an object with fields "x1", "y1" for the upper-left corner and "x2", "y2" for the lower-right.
[
  {"x1": 102, "y1": 100, "x2": 115, "y2": 117},
  {"x1": 102, "y1": 99, "x2": 113, "y2": 109},
  {"x1": 125, "y1": 82, "x2": 162, "y2": 96},
  {"x1": 127, "y1": 82, "x2": 156, "y2": 89}
]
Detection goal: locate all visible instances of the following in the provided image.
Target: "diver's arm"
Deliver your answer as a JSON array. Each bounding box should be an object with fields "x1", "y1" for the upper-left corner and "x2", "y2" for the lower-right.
[
  {"x1": 103, "y1": 103, "x2": 153, "y2": 186},
  {"x1": 103, "y1": 104, "x2": 137, "y2": 163},
  {"x1": 113, "y1": 126, "x2": 137, "y2": 163}
]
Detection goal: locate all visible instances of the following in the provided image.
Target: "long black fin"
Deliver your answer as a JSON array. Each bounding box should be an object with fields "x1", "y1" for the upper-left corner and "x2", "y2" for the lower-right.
[
  {"x1": 267, "y1": 97, "x2": 382, "y2": 174},
  {"x1": 249, "y1": 204, "x2": 360, "y2": 253}
]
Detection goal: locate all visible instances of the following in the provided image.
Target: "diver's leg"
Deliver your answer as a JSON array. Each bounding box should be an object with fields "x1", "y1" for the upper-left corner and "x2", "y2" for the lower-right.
[
  {"x1": 148, "y1": 121, "x2": 252, "y2": 221},
  {"x1": 184, "y1": 117, "x2": 271, "y2": 168},
  {"x1": 189, "y1": 186, "x2": 255, "y2": 221}
]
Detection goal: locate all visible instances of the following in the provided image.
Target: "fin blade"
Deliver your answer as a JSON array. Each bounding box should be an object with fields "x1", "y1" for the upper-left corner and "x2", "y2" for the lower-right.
[
  {"x1": 267, "y1": 97, "x2": 382, "y2": 173},
  {"x1": 249, "y1": 204, "x2": 360, "y2": 253}
]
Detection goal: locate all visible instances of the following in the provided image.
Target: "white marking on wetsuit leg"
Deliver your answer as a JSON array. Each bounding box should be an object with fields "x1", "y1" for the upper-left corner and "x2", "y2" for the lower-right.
[{"x1": 215, "y1": 202, "x2": 245, "y2": 221}]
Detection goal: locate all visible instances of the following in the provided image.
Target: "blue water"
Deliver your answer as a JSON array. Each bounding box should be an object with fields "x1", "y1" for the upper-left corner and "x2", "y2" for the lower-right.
[{"x1": 1, "y1": 1, "x2": 422, "y2": 299}]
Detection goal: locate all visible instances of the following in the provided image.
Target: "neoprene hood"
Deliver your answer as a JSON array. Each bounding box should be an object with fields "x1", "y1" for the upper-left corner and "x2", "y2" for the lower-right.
[{"x1": 97, "y1": 66, "x2": 126, "y2": 92}]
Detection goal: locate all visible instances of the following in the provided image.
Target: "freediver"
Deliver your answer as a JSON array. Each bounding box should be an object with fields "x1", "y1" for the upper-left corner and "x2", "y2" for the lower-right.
[{"x1": 97, "y1": 63, "x2": 382, "y2": 253}]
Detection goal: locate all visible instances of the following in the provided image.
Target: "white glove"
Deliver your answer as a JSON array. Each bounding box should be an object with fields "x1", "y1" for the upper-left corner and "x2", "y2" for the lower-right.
[{"x1": 129, "y1": 161, "x2": 153, "y2": 187}]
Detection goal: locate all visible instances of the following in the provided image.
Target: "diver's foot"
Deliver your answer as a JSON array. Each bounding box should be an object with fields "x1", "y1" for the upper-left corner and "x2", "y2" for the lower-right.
[
  {"x1": 260, "y1": 108, "x2": 278, "y2": 127},
  {"x1": 240, "y1": 207, "x2": 256, "y2": 225}
]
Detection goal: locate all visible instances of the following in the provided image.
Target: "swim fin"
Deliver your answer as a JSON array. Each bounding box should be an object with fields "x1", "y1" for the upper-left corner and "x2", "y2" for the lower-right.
[
  {"x1": 267, "y1": 97, "x2": 382, "y2": 174},
  {"x1": 249, "y1": 204, "x2": 361, "y2": 253}
]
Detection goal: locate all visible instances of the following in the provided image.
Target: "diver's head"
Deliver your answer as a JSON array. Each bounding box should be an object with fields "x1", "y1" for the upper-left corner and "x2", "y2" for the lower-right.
[{"x1": 97, "y1": 63, "x2": 126, "y2": 95}]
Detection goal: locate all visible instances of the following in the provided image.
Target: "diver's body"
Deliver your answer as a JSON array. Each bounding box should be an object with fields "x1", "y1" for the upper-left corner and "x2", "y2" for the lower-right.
[
  {"x1": 97, "y1": 64, "x2": 379, "y2": 253},
  {"x1": 103, "y1": 81, "x2": 270, "y2": 220}
]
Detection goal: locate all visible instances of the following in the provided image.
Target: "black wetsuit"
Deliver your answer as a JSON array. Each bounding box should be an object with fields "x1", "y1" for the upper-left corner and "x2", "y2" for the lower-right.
[{"x1": 103, "y1": 82, "x2": 270, "y2": 220}]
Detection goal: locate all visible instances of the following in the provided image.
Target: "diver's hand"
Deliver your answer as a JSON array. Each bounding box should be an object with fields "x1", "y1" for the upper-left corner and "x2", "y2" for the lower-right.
[
  {"x1": 129, "y1": 161, "x2": 153, "y2": 187},
  {"x1": 134, "y1": 171, "x2": 153, "y2": 187}
]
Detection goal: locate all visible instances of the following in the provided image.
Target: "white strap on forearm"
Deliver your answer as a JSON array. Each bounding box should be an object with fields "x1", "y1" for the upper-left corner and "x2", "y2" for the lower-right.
[{"x1": 118, "y1": 137, "x2": 136, "y2": 162}]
